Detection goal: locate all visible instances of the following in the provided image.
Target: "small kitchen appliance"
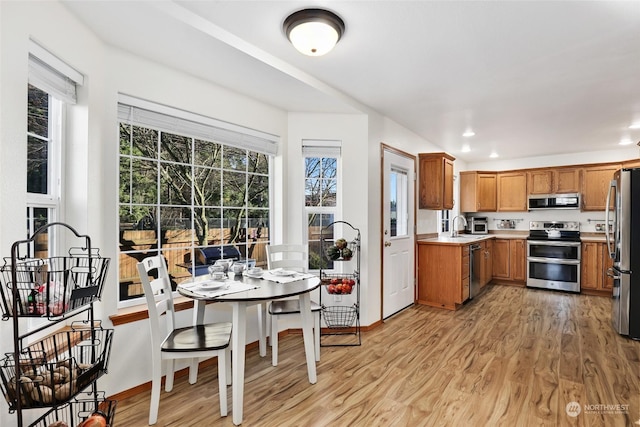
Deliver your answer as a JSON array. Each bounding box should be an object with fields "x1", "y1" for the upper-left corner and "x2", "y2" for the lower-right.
[{"x1": 465, "y1": 217, "x2": 488, "y2": 235}]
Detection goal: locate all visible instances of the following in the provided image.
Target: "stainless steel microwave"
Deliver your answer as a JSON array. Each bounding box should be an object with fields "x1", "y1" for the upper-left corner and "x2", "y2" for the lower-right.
[
  {"x1": 466, "y1": 217, "x2": 488, "y2": 234},
  {"x1": 527, "y1": 193, "x2": 580, "y2": 210}
]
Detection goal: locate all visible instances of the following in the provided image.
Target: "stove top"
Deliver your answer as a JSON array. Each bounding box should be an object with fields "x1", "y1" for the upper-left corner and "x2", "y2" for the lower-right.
[{"x1": 528, "y1": 220, "x2": 581, "y2": 242}]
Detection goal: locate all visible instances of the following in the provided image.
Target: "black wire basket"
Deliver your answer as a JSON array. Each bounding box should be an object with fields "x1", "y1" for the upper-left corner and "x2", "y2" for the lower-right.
[
  {"x1": 0, "y1": 325, "x2": 114, "y2": 410},
  {"x1": 322, "y1": 305, "x2": 358, "y2": 328},
  {"x1": 28, "y1": 391, "x2": 117, "y2": 427},
  {"x1": 0, "y1": 251, "x2": 110, "y2": 319}
]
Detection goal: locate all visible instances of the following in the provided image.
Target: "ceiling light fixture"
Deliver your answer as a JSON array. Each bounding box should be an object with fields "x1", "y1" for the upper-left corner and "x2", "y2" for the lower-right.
[
  {"x1": 284, "y1": 9, "x2": 345, "y2": 56},
  {"x1": 462, "y1": 130, "x2": 475, "y2": 137},
  {"x1": 620, "y1": 138, "x2": 633, "y2": 145},
  {"x1": 489, "y1": 152, "x2": 499, "y2": 158},
  {"x1": 461, "y1": 144, "x2": 471, "y2": 153},
  {"x1": 629, "y1": 123, "x2": 640, "y2": 130}
]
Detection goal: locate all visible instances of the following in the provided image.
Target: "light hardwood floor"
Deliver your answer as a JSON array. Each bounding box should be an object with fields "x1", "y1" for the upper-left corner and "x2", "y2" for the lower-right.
[{"x1": 114, "y1": 285, "x2": 640, "y2": 426}]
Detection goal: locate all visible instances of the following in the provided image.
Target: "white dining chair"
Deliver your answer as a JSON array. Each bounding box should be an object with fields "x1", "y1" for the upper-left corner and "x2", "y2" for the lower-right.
[
  {"x1": 137, "y1": 255, "x2": 232, "y2": 425},
  {"x1": 265, "y1": 244, "x2": 321, "y2": 366}
]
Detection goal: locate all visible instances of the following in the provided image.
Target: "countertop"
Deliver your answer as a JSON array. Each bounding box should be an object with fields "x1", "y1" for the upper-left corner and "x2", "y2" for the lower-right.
[{"x1": 418, "y1": 232, "x2": 608, "y2": 245}]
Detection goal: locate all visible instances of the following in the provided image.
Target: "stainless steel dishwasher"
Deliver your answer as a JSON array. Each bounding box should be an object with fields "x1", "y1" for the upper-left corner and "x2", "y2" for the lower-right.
[{"x1": 469, "y1": 244, "x2": 482, "y2": 299}]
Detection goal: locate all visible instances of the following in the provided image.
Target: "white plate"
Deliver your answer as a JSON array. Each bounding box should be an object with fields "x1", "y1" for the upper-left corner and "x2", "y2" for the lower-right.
[
  {"x1": 197, "y1": 281, "x2": 227, "y2": 290},
  {"x1": 270, "y1": 269, "x2": 296, "y2": 277},
  {"x1": 244, "y1": 271, "x2": 264, "y2": 278}
]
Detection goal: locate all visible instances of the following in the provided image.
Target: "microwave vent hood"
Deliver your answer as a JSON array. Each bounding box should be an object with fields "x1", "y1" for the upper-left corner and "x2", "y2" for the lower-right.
[{"x1": 528, "y1": 193, "x2": 581, "y2": 210}]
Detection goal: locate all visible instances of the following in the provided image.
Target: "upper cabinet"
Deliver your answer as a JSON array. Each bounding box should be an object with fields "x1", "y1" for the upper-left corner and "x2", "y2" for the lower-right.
[
  {"x1": 527, "y1": 168, "x2": 581, "y2": 195},
  {"x1": 460, "y1": 171, "x2": 497, "y2": 212},
  {"x1": 582, "y1": 165, "x2": 620, "y2": 211},
  {"x1": 497, "y1": 171, "x2": 527, "y2": 211},
  {"x1": 418, "y1": 152, "x2": 455, "y2": 210}
]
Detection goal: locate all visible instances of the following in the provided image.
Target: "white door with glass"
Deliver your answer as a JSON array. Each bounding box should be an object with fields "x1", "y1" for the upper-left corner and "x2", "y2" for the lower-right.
[{"x1": 382, "y1": 148, "x2": 415, "y2": 319}]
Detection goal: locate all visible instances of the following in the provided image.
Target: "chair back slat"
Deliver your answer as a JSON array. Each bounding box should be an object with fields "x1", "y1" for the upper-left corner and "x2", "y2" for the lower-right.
[
  {"x1": 137, "y1": 255, "x2": 176, "y2": 347},
  {"x1": 266, "y1": 244, "x2": 308, "y2": 273}
]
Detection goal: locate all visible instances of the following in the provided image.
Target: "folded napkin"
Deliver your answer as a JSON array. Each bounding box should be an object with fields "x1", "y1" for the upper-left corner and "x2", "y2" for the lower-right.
[
  {"x1": 179, "y1": 280, "x2": 258, "y2": 298},
  {"x1": 262, "y1": 270, "x2": 316, "y2": 284}
]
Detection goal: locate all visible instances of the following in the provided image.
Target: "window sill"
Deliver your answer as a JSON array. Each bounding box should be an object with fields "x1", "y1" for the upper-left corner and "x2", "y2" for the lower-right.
[{"x1": 109, "y1": 296, "x2": 199, "y2": 326}]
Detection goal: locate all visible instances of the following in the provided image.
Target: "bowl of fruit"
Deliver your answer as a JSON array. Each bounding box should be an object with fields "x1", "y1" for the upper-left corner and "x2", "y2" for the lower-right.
[
  {"x1": 326, "y1": 238, "x2": 353, "y2": 261},
  {"x1": 326, "y1": 277, "x2": 356, "y2": 295}
]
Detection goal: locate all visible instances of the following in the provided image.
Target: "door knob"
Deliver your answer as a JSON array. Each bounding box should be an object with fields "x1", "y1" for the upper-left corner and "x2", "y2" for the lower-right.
[{"x1": 384, "y1": 241, "x2": 392, "y2": 247}]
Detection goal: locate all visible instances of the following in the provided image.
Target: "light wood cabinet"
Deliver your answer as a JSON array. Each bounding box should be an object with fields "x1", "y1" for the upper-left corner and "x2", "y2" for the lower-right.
[
  {"x1": 582, "y1": 165, "x2": 620, "y2": 211},
  {"x1": 480, "y1": 239, "x2": 493, "y2": 287},
  {"x1": 497, "y1": 171, "x2": 527, "y2": 211},
  {"x1": 527, "y1": 168, "x2": 581, "y2": 195},
  {"x1": 418, "y1": 152, "x2": 455, "y2": 210},
  {"x1": 581, "y1": 242, "x2": 614, "y2": 294},
  {"x1": 460, "y1": 172, "x2": 497, "y2": 212},
  {"x1": 510, "y1": 239, "x2": 526, "y2": 282},
  {"x1": 417, "y1": 242, "x2": 470, "y2": 310},
  {"x1": 492, "y1": 238, "x2": 526, "y2": 283}
]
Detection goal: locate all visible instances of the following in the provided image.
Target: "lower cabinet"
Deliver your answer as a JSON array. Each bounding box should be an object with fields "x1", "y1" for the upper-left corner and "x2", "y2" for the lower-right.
[
  {"x1": 417, "y1": 242, "x2": 470, "y2": 310},
  {"x1": 492, "y1": 238, "x2": 526, "y2": 284},
  {"x1": 480, "y1": 240, "x2": 493, "y2": 288},
  {"x1": 581, "y1": 241, "x2": 614, "y2": 294}
]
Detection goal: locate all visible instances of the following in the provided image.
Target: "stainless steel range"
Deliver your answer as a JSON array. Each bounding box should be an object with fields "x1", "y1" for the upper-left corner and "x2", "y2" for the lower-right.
[{"x1": 527, "y1": 220, "x2": 581, "y2": 293}]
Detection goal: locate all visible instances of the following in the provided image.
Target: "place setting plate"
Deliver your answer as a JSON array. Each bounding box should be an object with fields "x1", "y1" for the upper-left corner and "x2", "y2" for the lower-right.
[{"x1": 197, "y1": 280, "x2": 229, "y2": 290}]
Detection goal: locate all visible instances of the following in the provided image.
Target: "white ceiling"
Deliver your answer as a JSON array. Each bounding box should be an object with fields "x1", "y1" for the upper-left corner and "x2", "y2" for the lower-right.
[{"x1": 61, "y1": 0, "x2": 640, "y2": 163}]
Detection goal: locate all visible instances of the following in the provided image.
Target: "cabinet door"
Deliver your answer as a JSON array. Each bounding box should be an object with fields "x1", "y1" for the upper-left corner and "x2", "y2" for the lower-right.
[
  {"x1": 498, "y1": 172, "x2": 527, "y2": 211},
  {"x1": 492, "y1": 239, "x2": 510, "y2": 279},
  {"x1": 528, "y1": 170, "x2": 553, "y2": 195},
  {"x1": 418, "y1": 153, "x2": 455, "y2": 210},
  {"x1": 477, "y1": 173, "x2": 497, "y2": 211},
  {"x1": 443, "y1": 157, "x2": 454, "y2": 209},
  {"x1": 482, "y1": 239, "x2": 493, "y2": 286},
  {"x1": 582, "y1": 165, "x2": 619, "y2": 211},
  {"x1": 509, "y1": 239, "x2": 526, "y2": 281},
  {"x1": 580, "y1": 242, "x2": 602, "y2": 290},
  {"x1": 554, "y1": 168, "x2": 581, "y2": 193}
]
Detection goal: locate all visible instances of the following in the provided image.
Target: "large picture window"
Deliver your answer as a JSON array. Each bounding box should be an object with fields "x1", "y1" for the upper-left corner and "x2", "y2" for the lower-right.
[{"x1": 118, "y1": 99, "x2": 277, "y2": 304}]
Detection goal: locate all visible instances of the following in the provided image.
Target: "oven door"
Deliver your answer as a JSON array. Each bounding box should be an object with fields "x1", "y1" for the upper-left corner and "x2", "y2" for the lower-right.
[
  {"x1": 527, "y1": 240, "x2": 581, "y2": 292},
  {"x1": 527, "y1": 240, "x2": 580, "y2": 260}
]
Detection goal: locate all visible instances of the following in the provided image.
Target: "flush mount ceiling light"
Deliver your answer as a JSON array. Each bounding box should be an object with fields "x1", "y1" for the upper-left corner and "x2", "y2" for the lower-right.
[
  {"x1": 284, "y1": 8, "x2": 345, "y2": 56},
  {"x1": 462, "y1": 130, "x2": 475, "y2": 137}
]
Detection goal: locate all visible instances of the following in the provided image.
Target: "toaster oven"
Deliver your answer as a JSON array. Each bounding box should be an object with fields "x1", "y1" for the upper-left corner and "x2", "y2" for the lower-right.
[{"x1": 466, "y1": 217, "x2": 489, "y2": 234}]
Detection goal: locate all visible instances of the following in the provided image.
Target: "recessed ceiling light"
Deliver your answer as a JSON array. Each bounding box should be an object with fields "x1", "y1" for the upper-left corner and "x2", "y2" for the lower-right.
[
  {"x1": 619, "y1": 138, "x2": 634, "y2": 145},
  {"x1": 461, "y1": 144, "x2": 471, "y2": 152},
  {"x1": 629, "y1": 123, "x2": 640, "y2": 130},
  {"x1": 462, "y1": 130, "x2": 475, "y2": 137},
  {"x1": 489, "y1": 152, "x2": 499, "y2": 158}
]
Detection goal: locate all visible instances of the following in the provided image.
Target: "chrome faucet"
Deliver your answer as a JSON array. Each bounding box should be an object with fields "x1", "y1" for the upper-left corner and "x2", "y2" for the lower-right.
[{"x1": 451, "y1": 215, "x2": 468, "y2": 237}]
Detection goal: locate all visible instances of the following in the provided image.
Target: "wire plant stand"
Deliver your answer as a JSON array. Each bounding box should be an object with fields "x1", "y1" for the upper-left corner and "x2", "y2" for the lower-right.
[{"x1": 319, "y1": 221, "x2": 361, "y2": 346}]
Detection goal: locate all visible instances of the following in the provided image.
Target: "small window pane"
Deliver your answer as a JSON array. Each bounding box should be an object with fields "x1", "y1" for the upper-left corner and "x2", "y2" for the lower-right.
[
  {"x1": 160, "y1": 162, "x2": 191, "y2": 205},
  {"x1": 224, "y1": 146, "x2": 247, "y2": 171},
  {"x1": 223, "y1": 170, "x2": 246, "y2": 206},
  {"x1": 305, "y1": 158, "x2": 321, "y2": 178},
  {"x1": 248, "y1": 174, "x2": 269, "y2": 208},
  {"x1": 194, "y1": 167, "x2": 221, "y2": 206},
  {"x1": 248, "y1": 152, "x2": 269, "y2": 174},
  {"x1": 194, "y1": 139, "x2": 221, "y2": 167},
  {"x1": 119, "y1": 123, "x2": 132, "y2": 156},
  {"x1": 132, "y1": 126, "x2": 158, "y2": 159},
  {"x1": 161, "y1": 132, "x2": 192, "y2": 164},
  {"x1": 27, "y1": 135, "x2": 48, "y2": 194},
  {"x1": 321, "y1": 179, "x2": 337, "y2": 207},
  {"x1": 131, "y1": 158, "x2": 157, "y2": 204},
  {"x1": 27, "y1": 85, "x2": 48, "y2": 137}
]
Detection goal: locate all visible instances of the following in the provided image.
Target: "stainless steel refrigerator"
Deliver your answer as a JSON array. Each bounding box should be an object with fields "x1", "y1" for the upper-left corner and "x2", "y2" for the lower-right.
[{"x1": 606, "y1": 168, "x2": 640, "y2": 339}]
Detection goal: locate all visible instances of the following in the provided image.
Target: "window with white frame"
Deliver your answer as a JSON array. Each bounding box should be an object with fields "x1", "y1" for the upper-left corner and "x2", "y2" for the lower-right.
[
  {"x1": 26, "y1": 42, "x2": 83, "y2": 256},
  {"x1": 117, "y1": 97, "x2": 278, "y2": 304},
  {"x1": 302, "y1": 140, "x2": 341, "y2": 271}
]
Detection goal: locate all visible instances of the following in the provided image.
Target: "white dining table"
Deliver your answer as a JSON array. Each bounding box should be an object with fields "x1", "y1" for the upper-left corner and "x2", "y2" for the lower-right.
[{"x1": 177, "y1": 273, "x2": 321, "y2": 425}]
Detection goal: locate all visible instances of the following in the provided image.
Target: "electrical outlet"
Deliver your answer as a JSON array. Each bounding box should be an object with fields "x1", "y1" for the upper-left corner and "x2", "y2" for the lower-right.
[{"x1": 595, "y1": 223, "x2": 604, "y2": 231}]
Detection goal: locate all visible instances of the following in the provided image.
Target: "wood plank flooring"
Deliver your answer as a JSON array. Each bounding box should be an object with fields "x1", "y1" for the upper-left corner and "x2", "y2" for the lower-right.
[{"x1": 114, "y1": 285, "x2": 640, "y2": 426}]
